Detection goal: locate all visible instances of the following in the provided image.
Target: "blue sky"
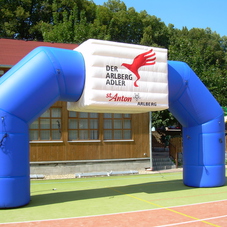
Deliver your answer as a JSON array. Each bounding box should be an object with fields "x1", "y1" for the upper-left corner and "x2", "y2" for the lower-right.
[{"x1": 92, "y1": 0, "x2": 227, "y2": 37}]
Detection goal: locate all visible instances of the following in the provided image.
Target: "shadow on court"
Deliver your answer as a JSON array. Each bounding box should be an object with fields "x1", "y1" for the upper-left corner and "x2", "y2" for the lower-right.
[{"x1": 28, "y1": 178, "x2": 197, "y2": 207}]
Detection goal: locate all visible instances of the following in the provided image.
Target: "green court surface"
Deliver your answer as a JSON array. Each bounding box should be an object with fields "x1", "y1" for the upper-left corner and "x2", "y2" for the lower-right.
[{"x1": 0, "y1": 171, "x2": 227, "y2": 224}]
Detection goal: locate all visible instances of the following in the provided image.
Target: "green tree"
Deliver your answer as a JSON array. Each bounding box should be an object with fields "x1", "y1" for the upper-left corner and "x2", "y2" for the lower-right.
[
  {"x1": 0, "y1": 0, "x2": 53, "y2": 40},
  {"x1": 152, "y1": 110, "x2": 179, "y2": 130},
  {"x1": 1, "y1": 0, "x2": 226, "y2": 120},
  {"x1": 41, "y1": 0, "x2": 97, "y2": 43},
  {"x1": 103, "y1": 0, "x2": 126, "y2": 12},
  {"x1": 106, "y1": 5, "x2": 143, "y2": 43},
  {"x1": 168, "y1": 27, "x2": 227, "y2": 106},
  {"x1": 88, "y1": 5, "x2": 112, "y2": 40},
  {"x1": 140, "y1": 13, "x2": 169, "y2": 48}
]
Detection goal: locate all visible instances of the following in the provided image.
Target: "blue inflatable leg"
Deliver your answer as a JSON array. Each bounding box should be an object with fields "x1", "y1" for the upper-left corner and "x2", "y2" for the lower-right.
[
  {"x1": 0, "y1": 112, "x2": 30, "y2": 208},
  {"x1": 0, "y1": 47, "x2": 85, "y2": 208},
  {"x1": 183, "y1": 117, "x2": 225, "y2": 187},
  {"x1": 168, "y1": 61, "x2": 225, "y2": 187}
]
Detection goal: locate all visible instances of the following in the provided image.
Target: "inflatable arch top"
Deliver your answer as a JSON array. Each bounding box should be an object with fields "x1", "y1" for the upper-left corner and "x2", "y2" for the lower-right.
[{"x1": 0, "y1": 39, "x2": 225, "y2": 208}]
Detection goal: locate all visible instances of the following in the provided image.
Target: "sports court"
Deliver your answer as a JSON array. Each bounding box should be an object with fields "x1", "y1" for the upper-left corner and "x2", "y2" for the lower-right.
[{"x1": 0, "y1": 169, "x2": 227, "y2": 226}]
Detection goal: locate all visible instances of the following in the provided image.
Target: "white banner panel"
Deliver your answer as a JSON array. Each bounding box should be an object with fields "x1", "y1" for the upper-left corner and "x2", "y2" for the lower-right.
[{"x1": 67, "y1": 39, "x2": 168, "y2": 113}]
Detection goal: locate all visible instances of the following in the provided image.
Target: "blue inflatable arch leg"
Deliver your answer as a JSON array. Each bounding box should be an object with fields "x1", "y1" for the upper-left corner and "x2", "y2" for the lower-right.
[
  {"x1": 168, "y1": 61, "x2": 225, "y2": 187},
  {"x1": 0, "y1": 49, "x2": 225, "y2": 208},
  {"x1": 0, "y1": 47, "x2": 85, "y2": 208}
]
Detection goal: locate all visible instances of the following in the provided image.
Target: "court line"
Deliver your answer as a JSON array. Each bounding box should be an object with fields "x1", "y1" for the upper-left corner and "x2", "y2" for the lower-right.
[
  {"x1": 108, "y1": 187, "x2": 221, "y2": 227},
  {"x1": 1, "y1": 200, "x2": 226, "y2": 226},
  {"x1": 155, "y1": 214, "x2": 227, "y2": 227}
]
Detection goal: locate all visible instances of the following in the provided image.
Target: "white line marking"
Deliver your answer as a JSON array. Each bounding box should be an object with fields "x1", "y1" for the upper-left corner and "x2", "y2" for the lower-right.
[
  {"x1": 155, "y1": 214, "x2": 227, "y2": 227},
  {"x1": 1, "y1": 199, "x2": 227, "y2": 225}
]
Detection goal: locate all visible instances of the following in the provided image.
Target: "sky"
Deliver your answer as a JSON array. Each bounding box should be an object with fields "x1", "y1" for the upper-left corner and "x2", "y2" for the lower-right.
[{"x1": 92, "y1": 0, "x2": 227, "y2": 37}]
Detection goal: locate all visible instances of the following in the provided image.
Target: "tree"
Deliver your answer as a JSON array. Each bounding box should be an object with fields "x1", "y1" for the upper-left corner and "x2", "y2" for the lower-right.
[
  {"x1": 0, "y1": 0, "x2": 53, "y2": 40},
  {"x1": 140, "y1": 13, "x2": 169, "y2": 48},
  {"x1": 1, "y1": 0, "x2": 226, "y2": 116},
  {"x1": 103, "y1": 0, "x2": 126, "y2": 12},
  {"x1": 168, "y1": 27, "x2": 227, "y2": 106},
  {"x1": 88, "y1": 5, "x2": 112, "y2": 40},
  {"x1": 152, "y1": 110, "x2": 179, "y2": 130},
  {"x1": 40, "y1": 0, "x2": 97, "y2": 43},
  {"x1": 107, "y1": 7, "x2": 143, "y2": 43},
  {"x1": 41, "y1": 1, "x2": 77, "y2": 43}
]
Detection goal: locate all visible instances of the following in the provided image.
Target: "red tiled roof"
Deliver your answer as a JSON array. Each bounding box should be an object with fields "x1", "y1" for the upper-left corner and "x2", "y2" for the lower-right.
[{"x1": 0, "y1": 39, "x2": 79, "y2": 66}]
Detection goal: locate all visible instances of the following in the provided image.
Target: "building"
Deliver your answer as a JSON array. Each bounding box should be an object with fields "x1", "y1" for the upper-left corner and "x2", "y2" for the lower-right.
[{"x1": 0, "y1": 39, "x2": 152, "y2": 175}]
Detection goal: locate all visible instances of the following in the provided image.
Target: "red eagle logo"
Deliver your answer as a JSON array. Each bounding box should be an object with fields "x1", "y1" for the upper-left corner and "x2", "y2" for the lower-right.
[{"x1": 121, "y1": 49, "x2": 156, "y2": 87}]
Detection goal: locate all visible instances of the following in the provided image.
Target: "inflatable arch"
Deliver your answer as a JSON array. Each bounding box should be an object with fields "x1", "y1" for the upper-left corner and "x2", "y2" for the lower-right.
[{"x1": 0, "y1": 39, "x2": 225, "y2": 208}]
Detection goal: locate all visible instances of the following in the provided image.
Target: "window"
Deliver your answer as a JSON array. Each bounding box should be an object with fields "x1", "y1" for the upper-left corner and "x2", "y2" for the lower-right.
[
  {"x1": 103, "y1": 113, "x2": 132, "y2": 140},
  {"x1": 30, "y1": 108, "x2": 62, "y2": 141},
  {"x1": 68, "y1": 112, "x2": 99, "y2": 140}
]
